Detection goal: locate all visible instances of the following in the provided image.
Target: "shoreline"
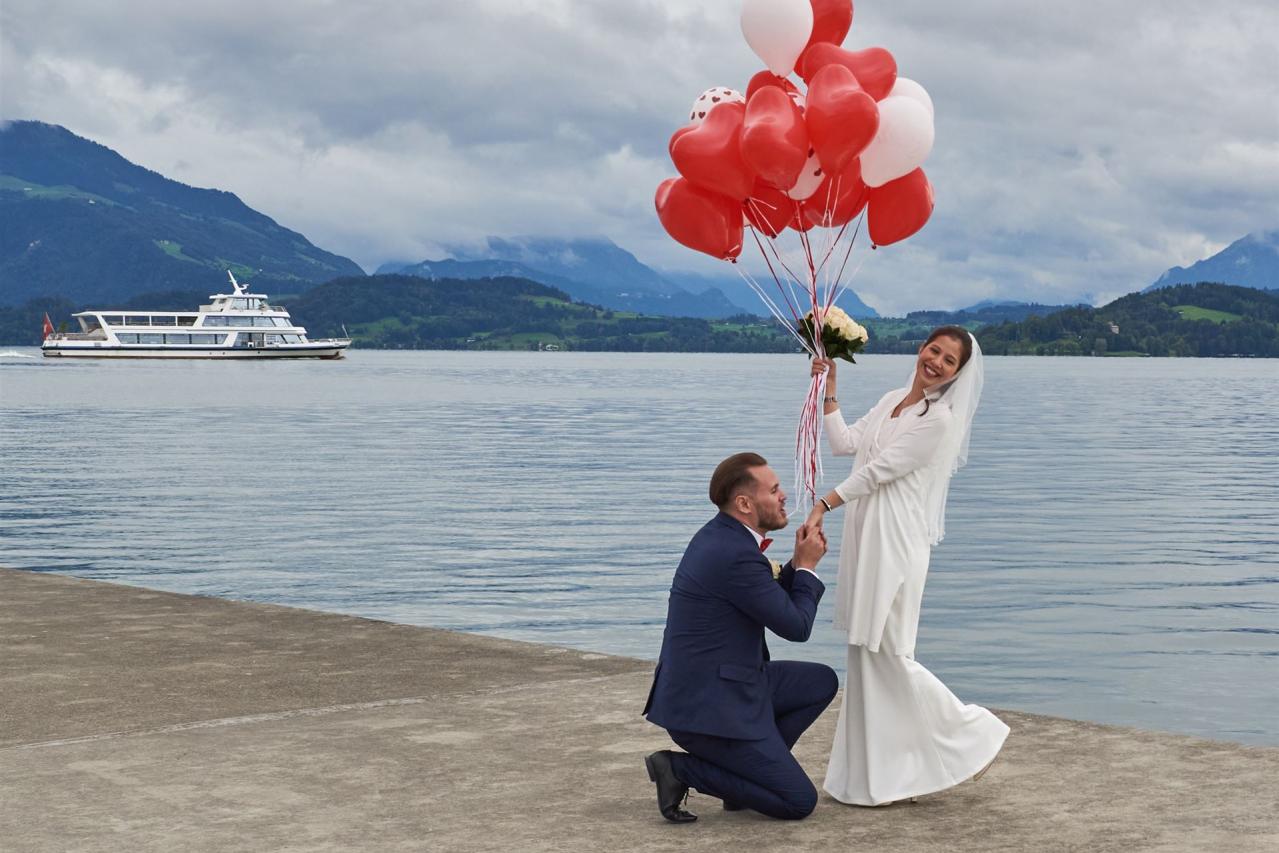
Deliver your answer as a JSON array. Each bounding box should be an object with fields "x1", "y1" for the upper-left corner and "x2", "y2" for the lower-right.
[{"x1": 4, "y1": 566, "x2": 1278, "y2": 851}]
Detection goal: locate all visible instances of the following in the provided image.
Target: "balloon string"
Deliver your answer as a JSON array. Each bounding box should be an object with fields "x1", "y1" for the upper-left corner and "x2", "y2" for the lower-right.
[{"x1": 745, "y1": 214, "x2": 805, "y2": 323}]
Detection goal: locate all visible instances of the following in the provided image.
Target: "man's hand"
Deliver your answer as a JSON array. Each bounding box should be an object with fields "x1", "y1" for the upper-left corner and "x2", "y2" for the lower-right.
[{"x1": 793, "y1": 523, "x2": 827, "y2": 570}]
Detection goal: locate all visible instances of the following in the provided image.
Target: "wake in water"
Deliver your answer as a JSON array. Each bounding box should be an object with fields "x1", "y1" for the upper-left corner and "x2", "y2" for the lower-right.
[{"x1": 0, "y1": 350, "x2": 38, "y2": 358}]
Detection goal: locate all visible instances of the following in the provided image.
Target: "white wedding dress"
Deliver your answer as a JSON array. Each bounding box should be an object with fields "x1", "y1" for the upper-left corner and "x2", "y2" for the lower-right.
[{"x1": 820, "y1": 367, "x2": 1008, "y2": 806}]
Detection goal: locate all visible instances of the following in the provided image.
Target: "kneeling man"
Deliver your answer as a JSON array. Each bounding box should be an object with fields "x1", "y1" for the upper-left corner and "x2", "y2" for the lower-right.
[{"x1": 643, "y1": 452, "x2": 837, "y2": 822}]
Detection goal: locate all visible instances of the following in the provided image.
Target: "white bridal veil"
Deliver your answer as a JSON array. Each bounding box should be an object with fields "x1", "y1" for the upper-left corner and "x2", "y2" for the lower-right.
[{"x1": 914, "y1": 332, "x2": 985, "y2": 545}]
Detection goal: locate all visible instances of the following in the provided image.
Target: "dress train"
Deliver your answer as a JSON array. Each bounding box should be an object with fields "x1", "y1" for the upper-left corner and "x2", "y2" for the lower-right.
[{"x1": 823, "y1": 644, "x2": 1009, "y2": 806}]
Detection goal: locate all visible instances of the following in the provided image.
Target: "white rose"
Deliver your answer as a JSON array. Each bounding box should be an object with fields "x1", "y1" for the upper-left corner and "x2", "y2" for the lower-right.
[{"x1": 850, "y1": 321, "x2": 869, "y2": 343}]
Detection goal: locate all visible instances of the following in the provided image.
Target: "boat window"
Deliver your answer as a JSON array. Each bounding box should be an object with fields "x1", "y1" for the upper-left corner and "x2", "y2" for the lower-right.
[
  {"x1": 283, "y1": 334, "x2": 302, "y2": 343},
  {"x1": 103, "y1": 315, "x2": 124, "y2": 326},
  {"x1": 272, "y1": 317, "x2": 291, "y2": 327},
  {"x1": 81, "y1": 317, "x2": 102, "y2": 332},
  {"x1": 177, "y1": 316, "x2": 196, "y2": 326},
  {"x1": 152, "y1": 316, "x2": 177, "y2": 326},
  {"x1": 116, "y1": 333, "x2": 140, "y2": 344},
  {"x1": 228, "y1": 317, "x2": 255, "y2": 327},
  {"x1": 203, "y1": 316, "x2": 227, "y2": 327},
  {"x1": 140, "y1": 333, "x2": 164, "y2": 344},
  {"x1": 231, "y1": 298, "x2": 252, "y2": 309},
  {"x1": 126, "y1": 315, "x2": 150, "y2": 326},
  {"x1": 253, "y1": 317, "x2": 275, "y2": 327}
]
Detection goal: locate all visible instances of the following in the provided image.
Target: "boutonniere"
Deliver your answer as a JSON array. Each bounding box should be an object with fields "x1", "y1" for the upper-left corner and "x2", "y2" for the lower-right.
[{"x1": 769, "y1": 559, "x2": 783, "y2": 581}]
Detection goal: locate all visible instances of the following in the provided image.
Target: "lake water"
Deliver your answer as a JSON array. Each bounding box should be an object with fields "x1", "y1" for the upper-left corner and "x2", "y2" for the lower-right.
[{"x1": 2, "y1": 348, "x2": 1276, "y2": 745}]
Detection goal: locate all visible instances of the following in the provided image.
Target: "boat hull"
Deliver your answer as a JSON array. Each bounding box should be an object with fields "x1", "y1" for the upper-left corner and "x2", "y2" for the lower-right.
[{"x1": 42, "y1": 344, "x2": 348, "y2": 359}]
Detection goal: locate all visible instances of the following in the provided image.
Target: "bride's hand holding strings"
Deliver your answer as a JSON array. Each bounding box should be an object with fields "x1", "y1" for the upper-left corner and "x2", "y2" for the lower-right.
[
  {"x1": 812, "y1": 357, "x2": 838, "y2": 412},
  {"x1": 810, "y1": 357, "x2": 837, "y2": 382}
]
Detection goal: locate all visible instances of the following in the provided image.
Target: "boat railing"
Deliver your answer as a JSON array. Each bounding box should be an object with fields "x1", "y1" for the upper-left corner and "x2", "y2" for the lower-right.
[{"x1": 47, "y1": 332, "x2": 107, "y2": 342}]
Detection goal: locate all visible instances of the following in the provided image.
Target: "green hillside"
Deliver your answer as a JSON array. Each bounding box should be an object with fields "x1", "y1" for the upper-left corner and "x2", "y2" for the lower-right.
[
  {"x1": 0, "y1": 121, "x2": 364, "y2": 306},
  {"x1": 977, "y1": 283, "x2": 1279, "y2": 356},
  {"x1": 284, "y1": 275, "x2": 794, "y2": 352}
]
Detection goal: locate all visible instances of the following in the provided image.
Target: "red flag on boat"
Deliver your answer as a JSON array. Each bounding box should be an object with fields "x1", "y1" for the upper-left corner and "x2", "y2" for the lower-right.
[{"x1": 42, "y1": 312, "x2": 54, "y2": 340}]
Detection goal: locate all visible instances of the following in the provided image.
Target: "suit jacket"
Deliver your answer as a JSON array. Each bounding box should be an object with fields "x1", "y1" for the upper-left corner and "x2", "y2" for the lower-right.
[{"x1": 643, "y1": 512, "x2": 826, "y2": 740}]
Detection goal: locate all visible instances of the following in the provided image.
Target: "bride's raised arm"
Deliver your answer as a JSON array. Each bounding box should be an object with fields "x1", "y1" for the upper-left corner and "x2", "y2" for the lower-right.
[{"x1": 813, "y1": 358, "x2": 869, "y2": 457}]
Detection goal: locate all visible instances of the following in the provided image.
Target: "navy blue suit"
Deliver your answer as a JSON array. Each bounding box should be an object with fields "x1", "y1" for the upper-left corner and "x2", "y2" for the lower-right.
[{"x1": 643, "y1": 512, "x2": 838, "y2": 819}]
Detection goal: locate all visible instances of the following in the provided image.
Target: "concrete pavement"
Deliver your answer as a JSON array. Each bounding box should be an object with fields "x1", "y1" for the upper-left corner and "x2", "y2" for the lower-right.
[{"x1": 2, "y1": 567, "x2": 1276, "y2": 852}]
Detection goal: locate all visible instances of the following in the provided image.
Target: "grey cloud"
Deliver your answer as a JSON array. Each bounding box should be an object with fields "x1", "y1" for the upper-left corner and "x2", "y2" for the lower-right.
[{"x1": 2, "y1": 0, "x2": 1276, "y2": 313}]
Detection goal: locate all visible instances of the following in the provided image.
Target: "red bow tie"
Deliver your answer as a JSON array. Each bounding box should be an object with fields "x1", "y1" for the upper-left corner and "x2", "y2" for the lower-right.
[{"x1": 759, "y1": 538, "x2": 773, "y2": 552}]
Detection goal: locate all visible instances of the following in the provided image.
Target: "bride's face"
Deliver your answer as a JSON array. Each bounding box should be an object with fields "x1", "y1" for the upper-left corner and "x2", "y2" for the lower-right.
[{"x1": 915, "y1": 336, "x2": 964, "y2": 387}]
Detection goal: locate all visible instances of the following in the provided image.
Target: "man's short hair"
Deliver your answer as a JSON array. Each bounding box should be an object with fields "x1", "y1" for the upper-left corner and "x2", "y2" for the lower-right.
[{"x1": 709, "y1": 452, "x2": 768, "y2": 509}]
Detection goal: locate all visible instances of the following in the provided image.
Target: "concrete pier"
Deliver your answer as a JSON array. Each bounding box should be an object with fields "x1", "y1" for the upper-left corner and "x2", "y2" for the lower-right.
[{"x1": 2, "y1": 567, "x2": 1277, "y2": 852}]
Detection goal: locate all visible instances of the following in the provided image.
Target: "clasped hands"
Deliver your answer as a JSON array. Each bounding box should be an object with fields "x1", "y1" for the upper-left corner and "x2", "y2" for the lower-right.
[{"x1": 792, "y1": 521, "x2": 828, "y2": 569}]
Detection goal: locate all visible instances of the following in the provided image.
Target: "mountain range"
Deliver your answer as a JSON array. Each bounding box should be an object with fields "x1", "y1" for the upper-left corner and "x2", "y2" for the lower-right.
[
  {"x1": 378, "y1": 237, "x2": 880, "y2": 320},
  {"x1": 1, "y1": 121, "x2": 879, "y2": 319},
  {"x1": 2, "y1": 121, "x2": 1274, "y2": 328},
  {"x1": 0, "y1": 121, "x2": 364, "y2": 305},
  {"x1": 1144, "y1": 231, "x2": 1278, "y2": 293}
]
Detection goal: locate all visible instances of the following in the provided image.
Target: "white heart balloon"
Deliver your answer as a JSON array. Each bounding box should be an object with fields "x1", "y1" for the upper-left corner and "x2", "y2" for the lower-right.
[
  {"x1": 888, "y1": 78, "x2": 934, "y2": 119},
  {"x1": 688, "y1": 87, "x2": 745, "y2": 126},
  {"x1": 859, "y1": 96, "x2": 935, "y2": 188},
  {"x1": 786, "y1": 147, "x2": 825, "y2": 200},
  {"x1": 741, "y1": 0, "x2": 814, "y2": 77}
]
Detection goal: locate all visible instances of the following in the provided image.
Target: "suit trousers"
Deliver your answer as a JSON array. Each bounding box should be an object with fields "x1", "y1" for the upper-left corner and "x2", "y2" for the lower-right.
[{"x1": 666, "y1": 660, "x2": 838, "y2": 820}]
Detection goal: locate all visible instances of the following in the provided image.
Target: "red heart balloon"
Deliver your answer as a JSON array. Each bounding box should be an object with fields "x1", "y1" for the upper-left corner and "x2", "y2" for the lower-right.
[
  {"x1": 867, "y1": 167, "x2": 934, "y2": 247},
  {"x1": 804, "y1": 159, "x2": 869, "y2": 228},
  {"x1": 741, "y1": 86, "x2": 810, "y2": 191},
  {"x1": 656, "y1": 177, "x2": 744, "y2": 260},
  {"x1": 805, "y1": 63, "x2": 879, "y2": 177},
  {"x1": 669, "y1": 102, "x2": 755, "y2": 201},
  {"x1": 799, "y1": 44, "x2": 897, "y2": 101},
  {"x1": 804, "y1": 0, "x2": 854, "y2": 52},
  {"x1": 744, "y1": 179, "x2": 801, "y2": 238},
  {"x1": 745, "y1": 70, "x2": 800, "y2": 101}
]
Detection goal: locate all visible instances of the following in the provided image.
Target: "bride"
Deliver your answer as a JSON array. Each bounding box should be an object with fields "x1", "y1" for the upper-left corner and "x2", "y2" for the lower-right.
[{"x1": 805, "y1": 326, "x2": 1008, "y2": 806}]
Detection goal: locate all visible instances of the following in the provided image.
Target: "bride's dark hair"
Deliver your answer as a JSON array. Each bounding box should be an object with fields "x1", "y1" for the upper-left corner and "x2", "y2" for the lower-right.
[{"x1": 919, "y1": 326, "x2": 973, "y2": 415}]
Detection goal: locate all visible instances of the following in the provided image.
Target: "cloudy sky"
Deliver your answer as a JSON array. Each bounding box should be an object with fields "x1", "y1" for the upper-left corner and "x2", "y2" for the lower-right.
[{"x1": 3, "y1": 0, "x2": 1277, "y2": 313}]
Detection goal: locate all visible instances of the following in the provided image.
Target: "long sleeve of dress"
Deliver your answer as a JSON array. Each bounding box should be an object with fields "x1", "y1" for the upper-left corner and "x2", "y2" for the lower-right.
[
  {"x1": 824, "y1": 409, "x2": 872, "y2": 457},
  {"x1": 833, "y1": 408, "x2": 953, "y2": 504}
]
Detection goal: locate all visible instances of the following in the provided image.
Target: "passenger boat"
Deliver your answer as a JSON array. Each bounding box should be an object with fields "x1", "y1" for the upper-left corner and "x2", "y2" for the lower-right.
[{"x1": 41, "y1": 273, "x2": 350, "y2": 359}]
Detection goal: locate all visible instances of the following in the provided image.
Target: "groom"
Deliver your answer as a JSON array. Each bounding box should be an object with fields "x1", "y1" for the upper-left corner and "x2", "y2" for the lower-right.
[{"x1": 642, "y1": 452, "x2": 837, "y2": 822}]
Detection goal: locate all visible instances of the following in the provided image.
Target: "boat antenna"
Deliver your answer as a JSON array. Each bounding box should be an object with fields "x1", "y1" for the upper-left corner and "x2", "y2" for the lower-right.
[{"x1": 227, "y1": 270, "x2": 245, "y2": 295}]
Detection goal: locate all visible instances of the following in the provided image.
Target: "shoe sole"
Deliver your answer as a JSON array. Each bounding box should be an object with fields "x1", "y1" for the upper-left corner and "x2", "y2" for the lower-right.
[{"x1": 645, "y1": 754, "x2": 658, "y2": 783}]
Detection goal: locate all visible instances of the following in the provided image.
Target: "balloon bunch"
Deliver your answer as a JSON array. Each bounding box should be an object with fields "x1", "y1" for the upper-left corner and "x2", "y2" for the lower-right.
[{"x1": 653, "y1": 0, "x2": 938, "y2": 511}]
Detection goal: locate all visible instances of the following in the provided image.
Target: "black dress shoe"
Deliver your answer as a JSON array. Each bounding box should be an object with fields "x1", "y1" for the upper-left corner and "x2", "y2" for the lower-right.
[{"x1": 644, "y1": 750, "x2": 697, "y2": 823}]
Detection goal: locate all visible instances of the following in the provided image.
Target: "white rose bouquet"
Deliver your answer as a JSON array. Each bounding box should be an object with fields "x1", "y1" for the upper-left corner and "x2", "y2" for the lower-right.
[{"x1": 797, "y1": 306, "x2": 869, "y2": 363}]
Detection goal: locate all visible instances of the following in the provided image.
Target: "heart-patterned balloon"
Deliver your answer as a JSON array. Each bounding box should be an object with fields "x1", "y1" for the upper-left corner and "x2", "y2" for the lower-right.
[
  {"x1": 688, "y1": 87, "x2": 745, "y2": 126},
  {"x1": 798, "y1": 43, "x2": 896, "y2": 101},
  {"x1": 805, "y1": 62, "x2": 879, "y2": 176},
  {"x1": 670, "y1": 102, "x2": 756, "y2": 201},
  {"x1": 787, "y1": 146, "x2": 825, "y2": 201}
]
